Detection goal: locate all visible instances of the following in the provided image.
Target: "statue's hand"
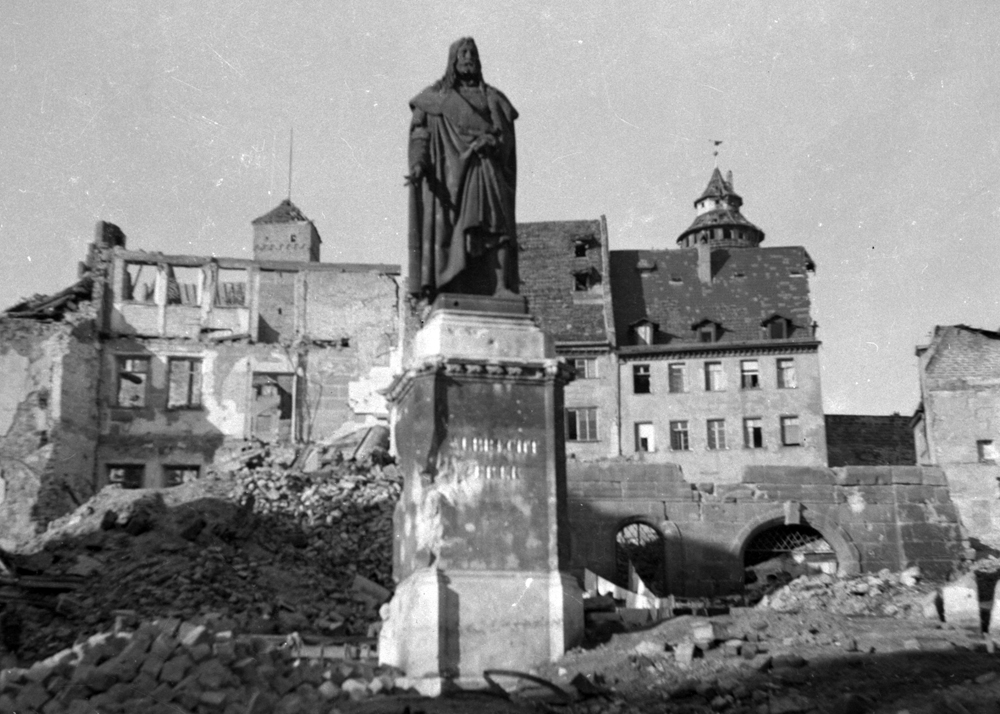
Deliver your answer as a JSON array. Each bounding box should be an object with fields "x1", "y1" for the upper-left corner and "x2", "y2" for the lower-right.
[
  {"x1": 472, "y1": 133, "x2": 498, "y2": 155},
  {"x1": 405, "y1": 163, "x2": 426, "y2": 186}
]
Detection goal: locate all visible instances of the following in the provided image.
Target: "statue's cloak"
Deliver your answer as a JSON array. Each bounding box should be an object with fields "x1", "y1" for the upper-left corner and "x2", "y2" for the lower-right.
[{"x1": 407, "y1": 84, "x2": 518, "y2": 296}]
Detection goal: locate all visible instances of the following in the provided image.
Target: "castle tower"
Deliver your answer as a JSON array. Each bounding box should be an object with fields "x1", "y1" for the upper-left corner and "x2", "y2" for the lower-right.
[
  {"x1": 676, "y1": 168, "x2": 764, "y2": 249},
  {"x1": 251, "y1": 199, "x2": 322, "y2": 262}
]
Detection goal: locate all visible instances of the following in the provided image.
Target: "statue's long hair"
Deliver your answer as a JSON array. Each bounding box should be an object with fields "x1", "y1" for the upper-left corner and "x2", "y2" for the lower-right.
[{"x1": 433, "y1": 37, "x2": 484, "y2": 91}]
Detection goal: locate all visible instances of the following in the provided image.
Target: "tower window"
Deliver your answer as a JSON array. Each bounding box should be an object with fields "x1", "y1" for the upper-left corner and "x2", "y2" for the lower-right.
[
  {"x1": 668, "y1": 363, "x2": 686, "y2": 393},
  {"x1": 704, "y1": 362, "x2": 725, "y2": 391},
  {"x1": 566, "y1": 407, "x2": 598, "y2": 442},
  {"x1": 574, "y1": 243, "x2": 587, "y2": 257},
  {"x1": 707, "y1": 419, "x2": 727, "y2": 450},
  {"x1": 635, "y1": 422, "x2": 655, "y2": 453},
  {"x1": 777, "y1": 358, "x2": 797, "y2": 389},
  {"x1": 978, "y1": 440, "x2": 998, "y2": 463}
]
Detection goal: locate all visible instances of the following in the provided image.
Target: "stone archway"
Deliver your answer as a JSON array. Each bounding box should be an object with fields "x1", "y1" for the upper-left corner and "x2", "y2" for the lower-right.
[
  {"x1": 615, "y1": 519, "x2": 666, "y2": 597},
  {"x1": 731, "y1": 508, "x2": 861, "y2": 582}
]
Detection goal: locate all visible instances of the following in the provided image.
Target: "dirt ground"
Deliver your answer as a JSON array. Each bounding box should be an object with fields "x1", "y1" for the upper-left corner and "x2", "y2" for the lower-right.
[{"x1": 346, "y1": 609, "x2": 1000, "y2": 714}]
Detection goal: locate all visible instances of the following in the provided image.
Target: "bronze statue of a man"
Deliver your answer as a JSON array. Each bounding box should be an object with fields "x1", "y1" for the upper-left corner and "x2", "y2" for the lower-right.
[{"x1": 406, "y1": 37, "x2": 519, "y2": 300}]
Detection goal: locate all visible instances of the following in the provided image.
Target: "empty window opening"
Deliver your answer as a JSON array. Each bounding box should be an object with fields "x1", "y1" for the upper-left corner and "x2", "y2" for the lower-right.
[
  {"x1": 741, "y1": 360, "x2": 760, "y2": 389},
  {"x1": 167, "y1": 358, "x2": 203, "y2": 409},
  {"x1": 669, "y1": 421, "x2": 690, "y2": 451},
  {"x1": 979, "y1": 440, "x2": 999, "y2": 464},
  {"x1": 116, "y1": 357, "x2": 150, "y2": 408},
  {"x1": 781, "y1": 416, "x2": 802, "y2": 446},
  {"x1": 107, "y1": 464, "x2": 144, "y2": 489},
  {"x1": 744, "y1": 525, "x2": 836, "y2": 598},
  {"x1": 163, "y1": 465, "x2": 200, "y2": 487},
  {"x1": 634, "y1": 323, "x2": 655, "y2": 345},
  {"x1": 572, "y1": 358, "x2": 597, "y2": 379},
  {"x1": 777, "y1": 358, "x2": 797, "y2": 389},
  {"x1": 573, "y1": 268, "x2": 601, "y2": 292},
  {"x1": 668, "y1": 363, "x2": 686, "y2": 393},
  {"x1": 635, "y1": 422, "x2": 655, "y2": 453},
  {"x1": 566, "y1": 407, "x2": 598, "y2": 442},
  {"x1": 744, "y1": 418, "x2": 764, "y2": 448},
  {"x1": 707, "y1": 419, "x2": 727, "y2": 450},
  {"x1": 633, "y1": 364, "x2": 651, "y2": 394},
  {"x1": 166, "y1": 266, "x2": 201, "y2": 306},
  {"x1": 704, "y1": 362, "x2": 725, "y2": 391},
  {"x1": 124, "y1": 263, "x2": 157, "y2": 303},
  {"x1": 252, "y1": 373, "x2": 295, "y2": 442},
  {"x1": 768, "y1": 319, "x2": 789, "y2": 340},
  {"x1": 616, "y1": 522, "x2": 666, "y2": 597},
  {"x1": 574, "y1": 242, "x2": 588, "y2": 258},
  {"x1": 215, "y1": 268, "x2": 248, "y2": 307}
]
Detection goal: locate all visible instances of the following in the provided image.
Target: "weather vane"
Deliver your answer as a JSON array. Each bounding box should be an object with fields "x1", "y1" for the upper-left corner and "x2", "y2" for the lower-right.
[{"x1": 711, "y1": 139, "x2": 723, "y2": 166}]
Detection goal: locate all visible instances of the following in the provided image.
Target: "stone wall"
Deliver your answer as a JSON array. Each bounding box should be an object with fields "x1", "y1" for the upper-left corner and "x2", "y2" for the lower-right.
[
  {"x1": 0, "y1": 318, "x2": 100, "y2": 548},
  {"x1": 566, "y1": 460, "x2": 965, "y2": 596}
]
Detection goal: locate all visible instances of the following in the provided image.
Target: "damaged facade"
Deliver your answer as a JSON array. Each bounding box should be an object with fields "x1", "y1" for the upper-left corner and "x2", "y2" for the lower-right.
[
  {"x1": 913, "y1": 325, "x2": 1000, "y2": 550},
  {"x1": 0, "y1": 202, "x2": 401, "y2": 546}
]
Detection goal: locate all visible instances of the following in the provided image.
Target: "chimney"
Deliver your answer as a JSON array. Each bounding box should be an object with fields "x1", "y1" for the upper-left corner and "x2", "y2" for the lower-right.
[{"x1": 697, "y1": 242, "x2": 712, "y2": 285}]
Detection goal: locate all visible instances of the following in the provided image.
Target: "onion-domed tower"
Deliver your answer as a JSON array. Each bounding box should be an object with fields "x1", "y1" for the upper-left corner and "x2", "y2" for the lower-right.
[{"x1": 676, "y1": 168, "x2": 764, "y2": 249}]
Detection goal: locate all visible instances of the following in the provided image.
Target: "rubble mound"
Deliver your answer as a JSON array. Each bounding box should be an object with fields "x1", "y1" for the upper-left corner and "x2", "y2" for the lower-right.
[
  {"x1": 756, "y1": 567, "x2": 933, "y2": 617},
  {"x1": 5, "y1": 449, "x2": 401, "y2": 663}
]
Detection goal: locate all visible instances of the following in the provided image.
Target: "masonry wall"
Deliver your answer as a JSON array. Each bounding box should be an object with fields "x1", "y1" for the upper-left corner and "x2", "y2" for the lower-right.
[
  {"x1": 617, "y1": 351, "x2": 826, "y2": 481},
  {"x1": 0, "y1": 318, "x2": 100, "y2": 548},
  {"x1": 567, "y1": 460, "x2": 964, "y2": 597},
  {"x1": 563, "y1": 352, "x2": 619, "y2": 460}
]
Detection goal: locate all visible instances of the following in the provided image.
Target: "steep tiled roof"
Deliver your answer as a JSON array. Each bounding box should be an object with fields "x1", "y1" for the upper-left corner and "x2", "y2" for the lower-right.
[
  {"x1": 609, "y1": 246, "x2": 816, "y2": 348},
  {"x1": 825, "y1": 415, "x2": 916, "y2": 466},
  {"x1": 697, "y1": 167, "x2": 733, "y2": 203},
  {"x1": 922, "y1": 325, "x2": 1000, "y2": 388},
  {"x1": 251, "y1": 199, "x2": 309, "y2": 225},
  {"x1": 518, "y1": 220, "x2": 612, "y2": 344}
]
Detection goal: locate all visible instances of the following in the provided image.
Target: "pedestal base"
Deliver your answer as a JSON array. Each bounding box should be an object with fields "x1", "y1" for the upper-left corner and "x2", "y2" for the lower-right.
[{"x1": 379, "y1": 567, "x2": 583, "y2": 681}]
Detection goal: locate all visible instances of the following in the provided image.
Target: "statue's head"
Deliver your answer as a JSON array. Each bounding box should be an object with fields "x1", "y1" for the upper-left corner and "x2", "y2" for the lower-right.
[{"x1": 438, "y1": 37, "x2": 481, "y2": 90}]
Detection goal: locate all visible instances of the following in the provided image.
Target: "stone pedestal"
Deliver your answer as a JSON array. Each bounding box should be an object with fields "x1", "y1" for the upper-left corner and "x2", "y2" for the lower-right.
[{"x1": 379, "y1": 295, "x2": 583, "y2": 683}]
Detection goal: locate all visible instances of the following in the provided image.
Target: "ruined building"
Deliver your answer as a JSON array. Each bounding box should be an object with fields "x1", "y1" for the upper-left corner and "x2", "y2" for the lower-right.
[
  {"x1": 913, "y1": 325, "x2": 1000, "y2": 550},
  {"x1": 0, "y1": 201, "x2": 401, "y2": 548}
]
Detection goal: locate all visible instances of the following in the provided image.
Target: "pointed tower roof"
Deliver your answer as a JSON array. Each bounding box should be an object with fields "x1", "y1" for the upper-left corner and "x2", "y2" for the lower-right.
[
  {"x1": 677, "y1": 167, "x2": 764, "y2": 248},
  {"x1": 252, "y1": 198, "x2": 309, "y2": 225},
  {"x1": 696, "y1": 167, "x2": 736, "y2": 204}
]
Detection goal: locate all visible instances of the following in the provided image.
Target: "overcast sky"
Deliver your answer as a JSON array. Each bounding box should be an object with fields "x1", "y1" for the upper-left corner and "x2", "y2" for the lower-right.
[{"x1": 1, "y1": 1, "x2": 998, "y2": 416}]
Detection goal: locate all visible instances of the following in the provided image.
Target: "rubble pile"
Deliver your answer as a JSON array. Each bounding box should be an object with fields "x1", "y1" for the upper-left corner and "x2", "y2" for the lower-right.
[
  {"x1": 756, "y1": 567, "x2": 932, "y2": 617},
  {"x1": 5, "y1": 446, "x2": 401, "y2": 663},
  {"x1": 0, "y1": 617, "x2": 404, "y2": 714}
]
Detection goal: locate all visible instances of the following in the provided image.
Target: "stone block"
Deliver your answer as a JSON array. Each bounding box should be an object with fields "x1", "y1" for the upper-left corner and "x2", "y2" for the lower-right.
[
  {"x1": 891, "y1": 467, "x2": 925, "y2": 485},
  {"x1": 942, "y1": 574, "x2": 981, "y2": 630},
  {"x1": 15, "y1": 682, "x2": 50, "y2": 711},
  {"x1": 159, "y1": 655, "x2": 193, "y2": 685},
  {"x1": 743, "y1": 466, "x2": 834, "y2": 485},
  {"x1": 921, "y1": 468, "x2": 948, "y2": 486},
  {"x1": 674, "y1": 641, "x2": 696, "y2": 667}
]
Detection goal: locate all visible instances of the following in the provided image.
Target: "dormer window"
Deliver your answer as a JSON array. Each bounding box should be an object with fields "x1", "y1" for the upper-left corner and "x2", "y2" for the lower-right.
[
  {"x1": 692, "y1": 319, "x2": 721, "y2": 343},
  {"x1": 762, "y1": 315, "x2": 793, "y2": 340},
  {"x1": 573, "y1": 267, "x2": 601, "y2": 292},
  {"x1": 631, "y1": 320, "x2": 657, "y2": 346},
  {"x1": 572, "y1": 234, "x2": 598, "y2": 258}
]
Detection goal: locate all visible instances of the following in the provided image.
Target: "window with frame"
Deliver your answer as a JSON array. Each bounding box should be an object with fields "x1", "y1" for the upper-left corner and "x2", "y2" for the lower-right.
[
  {"x1": 572, "y1": 358, "x2": 598, "y2": 380},
  {"x1": 163, "y1": 465, "x2": 200, "y2": 487},
  {"x1": 634, "y1": 323, "x2": 654, "y2": 346},
  {"x1": 668, "y1": 363, "x2": 686, "y2": 393},
  {"x1": 768, "y1": 318, "x2": 789, "y2": 339},
  {"x1": 566, "y1": 407, "x2": 598, "y2": 442},
  {"x1": 740, "y1": 360, "x2": 760, "y2": 389},
  {"x1": 707, "y1": 419, "x2": 727, "y2": 450},
  {"x1": 116, "y1": 357, "x2": 150, "y2": 408},
  {"x1": 633, "y1": 364, "x2": 651, "y2": 394},
  {"x1": 698, "y1": 323, "x2": 720, "y2": 343},
  {"x1": 215, "y1": 268, "x2": 248, "y2": 307},
  {"x1": 777, "y1": 358, "x2": 797, "y2": 389},
  {"x1": 167, "y1": 358, "x2": 203, "y2": 409},
  {"x1": 635, "y1": 422, "x2": 655, "y2": 452},
  {"x1": 781, "y1": 416, "x2": 802, "y2": 446},
  {"x1": 744, "y1": 418, "x2": 764, "y2": 448},
  {"x1": 107, "y1": 464, "x2": 144, "y2": 489},
  {"x1": 669, "y1": 421, "x2": 690, "y2": 451},
  {"x1": 978, "y1": 440, "x2": 999, "y2": 464},
  {"x1": 704, "y1": 362, "x2": 725, "y2": 391}
]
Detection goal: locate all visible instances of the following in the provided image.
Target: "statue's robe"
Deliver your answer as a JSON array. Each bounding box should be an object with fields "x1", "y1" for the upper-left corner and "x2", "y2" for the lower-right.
[{"x1": 407, "y1": 83, "x2": 518, "y2": 297}]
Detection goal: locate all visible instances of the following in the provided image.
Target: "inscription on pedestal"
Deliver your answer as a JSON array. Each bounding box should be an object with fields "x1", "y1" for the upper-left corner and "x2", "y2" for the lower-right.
[{"x1": 447, "y1": 435, "x2": 539, "y2": 481}]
